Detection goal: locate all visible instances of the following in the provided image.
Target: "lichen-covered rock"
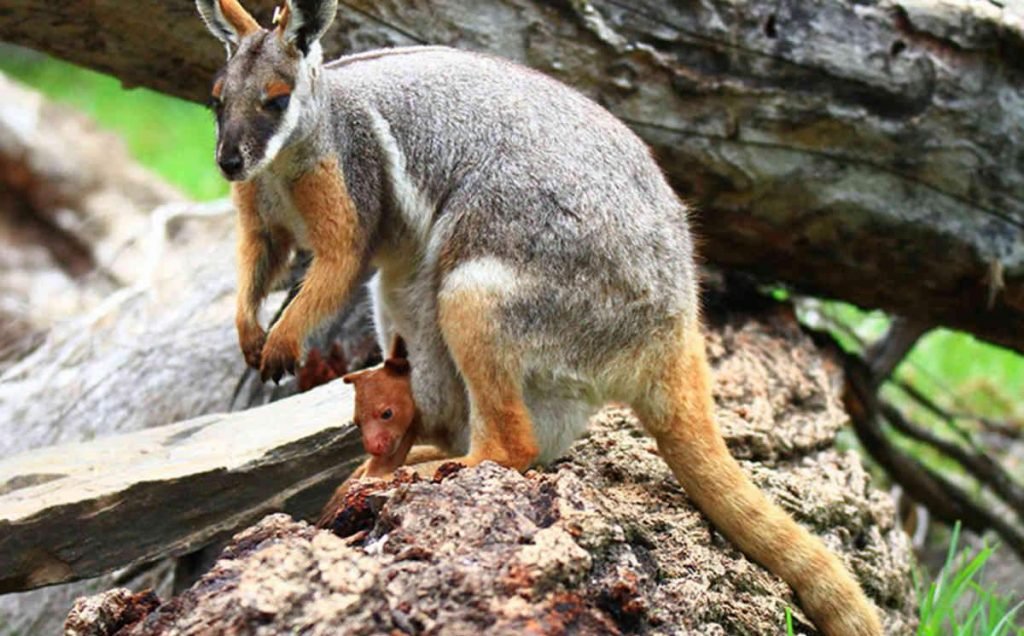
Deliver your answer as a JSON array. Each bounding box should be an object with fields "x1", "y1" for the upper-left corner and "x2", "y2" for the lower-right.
[{"x1": 64, "y1": 306, "x2": 917, "y2": 635}]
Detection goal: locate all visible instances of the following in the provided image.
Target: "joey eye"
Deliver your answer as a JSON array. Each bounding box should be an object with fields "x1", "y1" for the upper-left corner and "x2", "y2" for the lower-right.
[
  {"x1": 208, "y1": 96, "x2": 224, "y2": 112},
  {"x1": 263, "y1": 94, "x2": 291, "y2": 113},
  {"x1": 380, "y1": 408, "x2": 394, "y2": 421}
]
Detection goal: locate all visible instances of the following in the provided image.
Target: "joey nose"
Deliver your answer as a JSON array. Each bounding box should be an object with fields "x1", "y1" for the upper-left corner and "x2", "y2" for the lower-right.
[{"x1": 218, "y1": 153, "x2": 244, "y2": 180}]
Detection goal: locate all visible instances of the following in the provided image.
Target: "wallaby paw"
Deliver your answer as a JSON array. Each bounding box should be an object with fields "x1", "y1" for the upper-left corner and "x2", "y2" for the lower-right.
[
  {"x1": 237, "y1": 321, "x2": 266, "y2": 370},
  {"x1": 260, "y1": 329, "x2": 299, "y2": 383}
]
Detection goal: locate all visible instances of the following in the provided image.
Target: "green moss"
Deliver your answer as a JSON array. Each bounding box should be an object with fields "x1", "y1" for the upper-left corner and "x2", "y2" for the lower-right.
[{"x1": 0, "y1": 49, "x2": 226, "y2": 200}]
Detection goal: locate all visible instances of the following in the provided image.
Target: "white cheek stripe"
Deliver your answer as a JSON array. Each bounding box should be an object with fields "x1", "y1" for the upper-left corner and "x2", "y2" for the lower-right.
[
  {"x1": 246, "y1": 49, "x2": 316, "y2": 178},
  {"x1": 247, "y1": 97, "x2": 300, "y2": 176}
]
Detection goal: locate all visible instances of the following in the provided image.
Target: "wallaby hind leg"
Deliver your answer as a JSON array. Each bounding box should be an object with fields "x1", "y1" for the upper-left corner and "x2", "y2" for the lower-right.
[
  {"x1": 407, "y1": 265, "x2": 540, "y2": 477},
  {"x1": 631, "y1": 325, "x2": 881, "y2": 636}
]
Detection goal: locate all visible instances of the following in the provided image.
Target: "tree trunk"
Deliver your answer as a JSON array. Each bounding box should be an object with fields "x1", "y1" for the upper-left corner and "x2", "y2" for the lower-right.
[{"x1": 1, "y1": 0, "x2": 1022, "y2": 353}]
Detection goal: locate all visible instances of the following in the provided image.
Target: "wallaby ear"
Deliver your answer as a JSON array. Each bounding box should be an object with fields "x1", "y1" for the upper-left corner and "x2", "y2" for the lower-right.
[
  {"x1": 275, "y1": 0, "x2": 337, "y2": 56},
  {"x1": 383, "y1": 358, "x2": 411, "y2": 376},
  {"x1": 196, "y1": 0, "x2": 260, "y2": 48}
]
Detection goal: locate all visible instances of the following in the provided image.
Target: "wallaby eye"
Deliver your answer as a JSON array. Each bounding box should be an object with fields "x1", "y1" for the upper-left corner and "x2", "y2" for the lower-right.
[
  {"x1": 380, "y1": 408, "x2": 394, "y2": 421},
  {"x1": 263, "y1": 94, "x2": 291, "y2": 113},
  {"x1": 208, "y1": 96, "x2": 224, "y2": 112}
]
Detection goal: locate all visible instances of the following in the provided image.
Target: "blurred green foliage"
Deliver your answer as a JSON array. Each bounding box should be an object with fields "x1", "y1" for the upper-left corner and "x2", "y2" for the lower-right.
[
  {"x1": 805, "y1": 299, "x2": 1023, "y2": 482},
  {"x1": 819, "y1": 302, "x2": 1024, "y2": 420},
  {"x1": 0, "y1": 48, "x2": 226, "y2": 200}
]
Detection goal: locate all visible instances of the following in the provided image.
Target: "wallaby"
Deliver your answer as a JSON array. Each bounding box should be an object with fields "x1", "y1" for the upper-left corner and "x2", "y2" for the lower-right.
[
  {"x1": 343, "y1": 336, "x2": 419, "y2": 477},
  {"x1": 317, "y1": 336, "x2": 422, "y2": 515},
  {"x1": 197, "y1": 1, "x2": 882, "y2": 633}
]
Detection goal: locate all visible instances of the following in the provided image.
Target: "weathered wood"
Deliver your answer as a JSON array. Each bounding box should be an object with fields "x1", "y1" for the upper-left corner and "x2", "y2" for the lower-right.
[
  {"x1": 0, "y1": 0, "x2": 1022, "y2": 353},
  {"x1": 0, "y1": 72, "x2": 184, "y2": 370},
  {"x1": 0, "y1": 380, "x2": 362, "y2": 594}
]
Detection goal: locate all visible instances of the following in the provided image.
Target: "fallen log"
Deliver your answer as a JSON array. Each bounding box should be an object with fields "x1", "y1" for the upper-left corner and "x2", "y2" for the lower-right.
[
  {"x1": 0, "y1": 71, "x2": 184, "y2": 369},
  {"x1": 0, "y1": 0, "x2": 1022, "y2": 353},
  {"x1": 0, "y1": 381, "x2": 362, "y2": 595}
]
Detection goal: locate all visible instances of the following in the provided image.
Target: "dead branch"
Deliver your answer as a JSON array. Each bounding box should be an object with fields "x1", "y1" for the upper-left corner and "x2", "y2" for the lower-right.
[{"x1": 807, "y1": 324, "x2": 1024, "y2": 560}]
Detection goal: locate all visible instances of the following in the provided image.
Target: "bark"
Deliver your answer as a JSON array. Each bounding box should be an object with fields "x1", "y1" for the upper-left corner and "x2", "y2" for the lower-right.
[{"x1": 1, "y1": 0, "x2": 1022, "y2": 353}]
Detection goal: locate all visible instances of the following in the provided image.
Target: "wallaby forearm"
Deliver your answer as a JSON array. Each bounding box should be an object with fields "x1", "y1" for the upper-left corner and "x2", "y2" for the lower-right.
[
  {"x1": 259, "y1": 156, "x2": 366, "y2": 381},
  {"x1": 232, "y1": 181, "x2": 294, "y2": 368}
]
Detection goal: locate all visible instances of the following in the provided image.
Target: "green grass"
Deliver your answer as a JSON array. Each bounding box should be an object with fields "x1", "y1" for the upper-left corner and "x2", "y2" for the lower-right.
[
  {"x1": 0, "y1": 47, "x2": 226, "y2": 200},
  {"x1": 919, "y1": 523, "x2": 1023, "y2": 636}
]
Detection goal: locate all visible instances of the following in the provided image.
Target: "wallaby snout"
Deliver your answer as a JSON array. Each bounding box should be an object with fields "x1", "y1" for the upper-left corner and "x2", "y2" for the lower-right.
[
  {"x1": 217, "y1": 153, "x2": 245, "y2": 180},
  {"x1": 215, "y1": 119, "x2": 259, "y2": 181},
  {"x1": 216, "y1": 133, "x2": 245, "y2": 180}
]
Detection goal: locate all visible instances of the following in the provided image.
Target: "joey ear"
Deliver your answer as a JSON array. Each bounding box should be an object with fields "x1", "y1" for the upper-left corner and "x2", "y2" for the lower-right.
[
  {"x1": 388, "y1": 335, "x2": 409, "y2": 361},
  {"x1": 341, "y1": 371, "x2": 360, "y2": 384},
  {"x1": 383, "y1": 358, "x2": 411, "y2": 376},
  {"x1": 196, "y1": 0, "x2": 260, "y2": 50},
  {"x1": 275, "y1": 0, "x2": 337, "y2": 56}
]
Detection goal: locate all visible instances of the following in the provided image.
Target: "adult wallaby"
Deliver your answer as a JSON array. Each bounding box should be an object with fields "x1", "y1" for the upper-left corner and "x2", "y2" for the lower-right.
[{"x1": 196, "y1": 1, "x2": 881, "y2": 633}]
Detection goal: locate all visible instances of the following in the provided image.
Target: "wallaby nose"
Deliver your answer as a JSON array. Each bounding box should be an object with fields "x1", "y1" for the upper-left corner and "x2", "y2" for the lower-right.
[{"x1": 218, "y1": 153, "x2": 244, "y2": 180}]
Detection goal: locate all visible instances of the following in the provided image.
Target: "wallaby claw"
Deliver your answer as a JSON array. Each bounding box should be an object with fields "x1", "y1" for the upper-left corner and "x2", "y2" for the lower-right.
[{"x1": 260, "y1": 330, "x2": 299, "y2": 384}]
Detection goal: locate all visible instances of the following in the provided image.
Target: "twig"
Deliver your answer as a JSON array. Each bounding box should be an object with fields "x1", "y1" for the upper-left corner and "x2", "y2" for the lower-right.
[
  {"x1": 879, "y1": 399, "x2": 1024, "y2": 527},
  {"x1": 864, "y1": 317, "x2": 928, "y2": 388},
  {"x1": 805, "y1": 323, "x2": 1024, "y2": 560}
]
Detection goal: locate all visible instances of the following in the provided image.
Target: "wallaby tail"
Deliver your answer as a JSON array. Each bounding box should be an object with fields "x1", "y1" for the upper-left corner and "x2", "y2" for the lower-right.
[{"x1": 634, "y1": 327, "x2": 882, "y2": 636}]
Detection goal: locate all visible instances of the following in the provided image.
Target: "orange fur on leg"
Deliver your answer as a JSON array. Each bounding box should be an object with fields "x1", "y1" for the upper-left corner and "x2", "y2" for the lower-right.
[
  {"x1": 260, "y1": 157, "x2": 365, "y2": 382},
  {"x1": 432, "y1": 286, "x2": 539, "y2": 472},
  {"x1": 232, "y1": 181, "x2": 293, "y2": 369},
  {"x1": 634, "y1": 325, "x2": 882, "y2": 636}
]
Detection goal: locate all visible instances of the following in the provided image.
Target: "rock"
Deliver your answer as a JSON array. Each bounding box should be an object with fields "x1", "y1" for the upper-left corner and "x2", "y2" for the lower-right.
[
  {"x1": 65, "y1": 308, "x2": 918, "y2": 634},
  {"x1": 0, "y1": 381, "x2": 364, "y2": 594}
]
